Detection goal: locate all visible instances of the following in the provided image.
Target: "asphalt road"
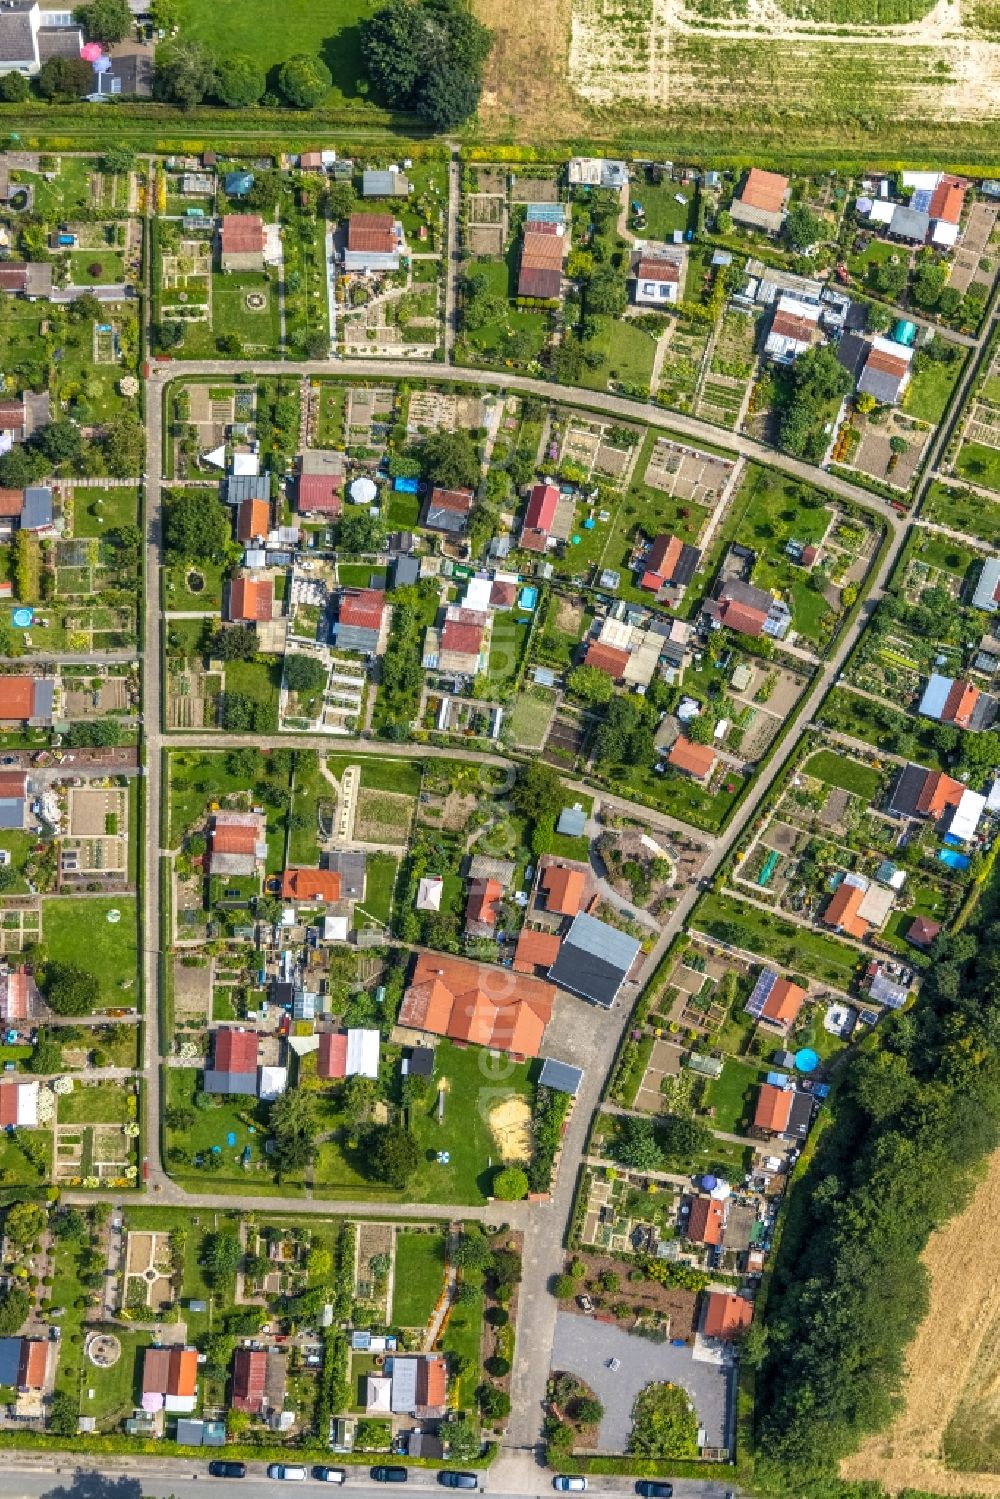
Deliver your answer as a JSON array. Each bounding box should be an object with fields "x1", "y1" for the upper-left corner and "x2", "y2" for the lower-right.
[{"x1": 0, "y1": 1465, "x2": 736, "y2": 1499}]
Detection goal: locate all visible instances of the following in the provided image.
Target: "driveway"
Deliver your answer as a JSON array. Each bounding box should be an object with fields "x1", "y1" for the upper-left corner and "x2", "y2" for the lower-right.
[{"x1": 551, "y1": 1310, "x2": 732, "y2": 1452}]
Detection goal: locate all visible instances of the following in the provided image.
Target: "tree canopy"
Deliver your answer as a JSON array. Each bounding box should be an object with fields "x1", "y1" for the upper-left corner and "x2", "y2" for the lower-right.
[
  {"x1": 360, "y1": 0, "x2": 492, "y2": 129},
  {"x1": 153, "y1": 39, "x2": 217, "y2": 108},
  {"x1": 419, "y1": 427, "x2": 480, "y2": 491},
  {"x1": 278, "y1": 53, "x2": 332, "y2": 108},
  {"x1": 364, "y1": 1123, "x2": 419, "y2": 1188},
  {"x1": 75, "y1": 0, "x2": 131, "y2": 41},
  {"x1": 42, "y1": 961, "x2": 99, "y2": 1016},
  {"x1": 214, "y1": 53, "x2": 266, "y2": 107},
  {"x1": 270, "y1": 1088, "x2": 318, "y2": 1177},
  {"x1": 163, "y1": 489, "x2": 231, "y2": 562}
]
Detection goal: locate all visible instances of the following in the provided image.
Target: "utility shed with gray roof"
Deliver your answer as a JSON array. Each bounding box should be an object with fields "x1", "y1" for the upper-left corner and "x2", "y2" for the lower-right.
[
  {"x1": 538, "y1": 1057, "x2": 584, "y2": 1095},
  {"x1": 548, "y1": 911, "x2": 642, "y2": 1008},
  {"x1": 889, "y1": 204, "x2": 930, "y2": 242}
]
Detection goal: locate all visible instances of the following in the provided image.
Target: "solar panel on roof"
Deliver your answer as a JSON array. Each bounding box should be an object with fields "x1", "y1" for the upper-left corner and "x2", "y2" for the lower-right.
[
  {"x1": 858, "y1": 1008, "x2": 880, "y2": 1026},
  {"x1": 746, "y1": 968, "x2": 778, "y2": 1019},
  {"x1": 911, "y1": 189, "x2": 933, "y2": 212}
]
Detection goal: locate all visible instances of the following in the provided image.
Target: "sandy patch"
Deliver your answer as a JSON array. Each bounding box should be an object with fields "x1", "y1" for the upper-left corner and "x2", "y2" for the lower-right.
[
  {"x1": 842, "y1": 1145, "x2": 1000, "y2": 1495},
  {"x1": 488, "y1": 1095, "x2": 532, "y2": 1163}
]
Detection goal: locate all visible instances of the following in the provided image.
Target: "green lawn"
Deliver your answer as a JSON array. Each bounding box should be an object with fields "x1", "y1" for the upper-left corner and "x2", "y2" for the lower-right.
[
  {"x1": 73, "y1": 487, "x2": 139, "y2": 537},
  {"x1": 509, "y1": 688, "x2": 555, "y2": 749},
  {"x1": 42, "y1": 897, "x2": 138, "y2": 1008},
  {"x1": 58, "y1": 1083, "x2": 134, "y2": 1124},
  {"x1": 904, "y1": 353, "x2": 964, "y2": 424},
  {"x1": 356, "y1": 852, "x2": 397, "y2": 929},
  {"x1": 803, "y1": 749, "x2": 881, "y2": 800},
  {"x1": 608, "y1": 761, "x2": 745, "y2": 834},
  {"x1": 173, "y1": 0, "x2": 370, "y2": 103},
  {"x1": 66, "y1": 249, "x2": 126, "y2": 285},
  {"x1": 0, "y1": 1130, "x2": 51, "y2": 1185},
  {"x1": 693, "y1": 891, "x2": 863, "y2": 988},
  {"x1": 224, "y1": 656, "x2": 281, "y2": 732},
  {"x1": 213, "y1": 272, "x2": 282, "y2": 354},
  {"x1": 164, "y1": 1067, "x2": 278, "y2": 1184},
  {"x1": 956, "y1": 439, "x2": 1000, "y2": 494},
  {"x1": 440, "y1": 1270, "x2": 484, "y2": 1412},
  {"x1": 576, "y1": 317, "x2": 659, "y2": 393},
  {"x1": 407, "y1": 1039, "x2": 533, "y2": 1205},
  {"x1": 488, "y1": 616, "x2": 530, "y2": 684},
  {"x1": 705, "y1": 1057, "x2": 770, "y2": 1134},
  {"x1": 338, "y1": 563, "x2": 377, "y2": 588},
  {"x1": 630, "y1": 180, "x2": 698, "y2": 241},
  {"x1": 391, "y1": 1231, "x2": 447, "y2": 1327}
]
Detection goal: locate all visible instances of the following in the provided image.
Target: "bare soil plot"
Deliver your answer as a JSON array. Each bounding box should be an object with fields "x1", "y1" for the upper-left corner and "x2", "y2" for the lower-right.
[
  {"x1": 69, "y1": 786, "x2": 127, "y2": 838},
  {"x1": 172, "y1": 955, "x2": 212, "y2": 1019},
  {"x1": 842, "y1": 1144, "x2": 1000, "y2": 1496},
  {"x1": 467, "y1": 225, "x2": 504, "y2": 255},
  {"x1": 644, "y1": 438, "x2": 735, "y2": 504},
  {"x1": 354, "y1": 789, "x2": 415, "y2": 844},
  {"x1": 407, "y1": 390, "x2": 484, "y2": 435},
  {"x1": 634, "y1": 1038, "x2": 685, "y2": 1113},
  {"x1": 848, "y1": 414, "x2": 929, "y2": 490}
]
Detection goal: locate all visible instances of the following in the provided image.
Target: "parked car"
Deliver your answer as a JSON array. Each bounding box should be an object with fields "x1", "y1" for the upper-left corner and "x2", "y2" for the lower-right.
[
  {"x1": 636, "y1": 1484, "x2": 673, "y2": 1498},
  {"x1": 576, "y1": 1294, "x2": 594, "y2": 1313},
  {"x1": 268, "y1": 1467, "x2": 307, "y2": 1482},
  {"x1": 314, "y1": 1470, "x2": 347, "y2": 1485},
  {"x1": 606, "y1": 1356, "x2": 621, "y2": 1371},
  {"x1": 553, "y1": 1479, "x2": 587, "y2": 1492},
  {"x1": 371, "y1": 1468, "x2": 409, "y2": 1484},
  {"x1": 208, "y1": 1463, "x2": 246, "y2": 1480},
  {"x1": 438, "y1": 1474, "x2": 477, "y2": 1489}
]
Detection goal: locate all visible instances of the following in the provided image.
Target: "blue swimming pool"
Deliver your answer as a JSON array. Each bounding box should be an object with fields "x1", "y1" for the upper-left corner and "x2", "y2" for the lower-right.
[
  {"x1": 939, "y1": 848, "x2": 970, "y2": 871},
  {"x1": 518, "y1": 586, "x2": 538, "y2": 610}
]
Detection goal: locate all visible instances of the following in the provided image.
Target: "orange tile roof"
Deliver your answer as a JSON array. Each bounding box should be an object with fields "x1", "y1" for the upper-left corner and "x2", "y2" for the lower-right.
[
  {"x1": 740, "y1": 168, "x2": 789, "y2": 214},
  {"x1": 19, "y1": 1339, "x2": 48, "y2": 1389},
  {"x1": 668, "y1": 737, "x2": 716, "y2": 780},
  {"x1": 718, "y1": 599, "x2": 766, "y2": 637},
  {"x1": 929, "y1": 176, "x2": 966, "y2": 224},
  {"x1": 771, "y1": 309, "x2": 817, "y2": 344},
  {"x1": 943, "y1": 678, "x2": 979, "y2": 728},
  {"x1": 0, "y1": 490, "x2": 23, "y2": 518},
  {"x1": 646, "y1": 534, "x2": 683, "y2": 580},
  {"x1": 399, "y1": 952, "x2": 555, "y2": 1058},
  {"x1": 213, "y1": 1028, "x2": 258, "y2": 1075},
  {"x1": 915, "y1": 769, "x2": 964, "y2": 818},
  {"x1": 417, "y1": 1356, "x2": 447, "y2": 1409},
  {"x1": 339, "y1": 588, "x2": 384, "y2": 631},
  {"x1": 703, "y1": 1291, "x2": 753, "y2": 1340},
  {"x1": 229, "y1": 576, "x2": 273, "y2": 623},
  {"x1": 865, "y1": 346, "x2": 911, "y2": 380},
  {"x1": 211, "y1": 822, "x2": 259, "y2": 856},
  {"x1": 635, "y1": 256, "x2": 680, "y2": 282},
  {"x1": 281, "y1": 867, "x2": 342, "y2": 903},
  {"x1": 0, "y1": 772, "x2": 27, "y2": 798},
  {"x1": 583, "y1": 641, "x2": 630, "y2": 679},
  {"x1": 823, "y1": 882, "x2": 868, "y2": 939},
  {"x1": 236, "y1": 497, "x2": 270, "y2": 542},
  {"x1": 520, "y1": 230, "x2": 565, "y2": 270},
  {"x1": 0, "y1": 678, "x2": 36, "y2": 721},
  {"x1": 754, "y1": 1083, "x2": 793, "y2": 1134},
  {"x1": 541, "y1": 863, "x2": 586, "y2": 917},
  {"x1": 513, "y1": 928, "x2": 563, "y2": 975},
  {"x1": 465, "y1": 877, "x2": 503, "y2": 932},
  {"x1": 760, "y1": 977, "x2": 806, "y2": 1027},
  {"x1": 687, "y1": 1195, "x2": 725, "y2": 1246}
]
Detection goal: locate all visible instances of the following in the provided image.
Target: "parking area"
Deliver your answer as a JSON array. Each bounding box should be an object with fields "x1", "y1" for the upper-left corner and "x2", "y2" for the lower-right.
[{"x1": 551, "y1": 1309, "x2": 732, "y2": 1452}]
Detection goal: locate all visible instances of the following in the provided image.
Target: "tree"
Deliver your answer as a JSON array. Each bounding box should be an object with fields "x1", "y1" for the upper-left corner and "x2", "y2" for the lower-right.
[
  {"x1": 490, "y1": 1247, "x2": 521, "y2": 1287},
  {"x1": 278, "y1": 53, "x2": 332, "y2": 108},
  {"x1": 102, "y1": 412, "x2": 145, "y2": 477},
  {"x1": 215, "y1": 53, "x2": 265, "y2": 107},
  {"x1": 29, "y1": 1029, "x2": 62, "y2": 1075},
  {"x1": 270, "y1": 1087, "x2": 318, "y2": 1177},
  {"x1": 417, "y1": 63, "x2": 480, "y2": 130},
  {"x1": 51, "y1": 1208, "x2": 87, "y2": 1242},
  {"x1": 511, "y1": 759, "x2": 562, "y2": 823},
  {"x1": 203, "y1": 1231, "x2": 241, "y2": 1285},
  {"x1": 153, "y1": 39, "x2": 217, "y2": 109},
  {"x1": 493, "y1": 1165, "x2": 529, "y2": 1201},
  {"x1": 419, "y1": 428, "x2": 479, "y2": 491},
  {"x1": 32, "y1": 420, "x2": 82, "y2": 466},
  {"x1": 163, "y1": 489, "x2": 231, "y2": 562},
  {"x1": 284, "y1": 654, "x2": 328, "y2": 693},
  {"x1": 48, "y1": 1389, "x2": 78, "y2": 1437},
  {"x1": 785, "y1": 202, "x2": 823, "y2": 251},
  {"x1": 478, "y1": 1385, "x2": 510, "y2": 1421},
  {"x1": 586, "y1": 264, "x2": 627, "y2": 316},
  {"x1": 593, "y1": 696, "x2": 657, "y2": 771},
  {"x1": 157, "y1": 320, "x2": 185, "y2": 352},
  {"x1": 327, "y1": 181, "x2": 357, "y2": 221},
  {"x1": 0, "y1": 72, "x2": 30, "y2": 102},
  {"x1": 364, "y1": 1123, "x2": 419, "y2": 1189},
  {"x1": 454, "y1": 1232, "x2": 493, "y2": 1271},
  {"x1": 4, "y1": 1203, "x2": 45, "y2": 1251},
  {"x1": 42, "y1": 961, "x2": 99, "y2": 1016},
  {"x1": 659, "y1": 1113, "x2": 713, "y2": 1160},
  {"x1": 337, "y1": 508, "x2": 386, "y2": 554},
  {"x1": 553, "y1": 1273, "x2": 577, "y2": 1300},
  {"x1": 76, "y1": 0, "x2": 131, "y2": 41},
  {"x1": 306, "y1": 331, "x2": 330, "y2": 359},
  {"x1": 616, "y1": 1116, "x2": 663, "y2": 1172},
  {"x1": 100, "y1": 146, "x2": 136, "y2": 174},
  {"x1": 37, "y1": 55, "x2": 93, "y2": 98},
  {"x1": 210, "y1": 626, "x2": 258, "y2": 663},
  {"x1": 573, "y1": 1395, "x2": 604, "y2": 1425},
  {"x1": 567, "y1": 664, "x2": 614, "y2": 706},
  {"x1": 0, "y1": 449, "x2": 37, "y2": 490},
  {"x1": 445, "y1": 1417, "x2": 483, "y2": 1463}
]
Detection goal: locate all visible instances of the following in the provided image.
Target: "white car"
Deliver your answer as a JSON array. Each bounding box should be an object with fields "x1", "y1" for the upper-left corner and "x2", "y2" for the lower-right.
[
  {"x1": 268, "y1": 1467, "x2": 307, "y2": 1482},
  {"x1": 607, "y1": 1357, "x2": 621, "y2": 1372}
]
